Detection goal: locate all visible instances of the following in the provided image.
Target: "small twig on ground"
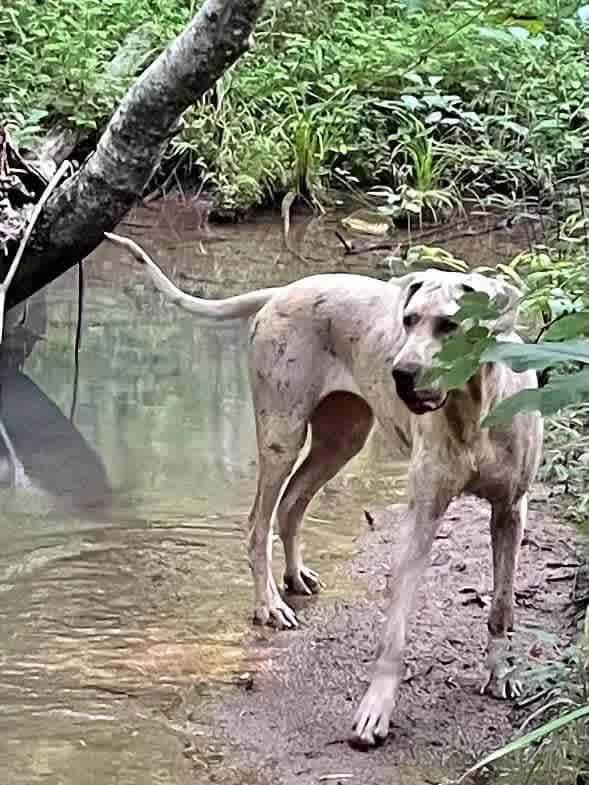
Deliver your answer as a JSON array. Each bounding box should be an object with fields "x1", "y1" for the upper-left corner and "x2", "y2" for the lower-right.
[
  {"x1": 334, "y1": 230, "x2": 352, "y2": 253},
  {"x1": 0, "y1": 160, "x2": 70, "y2": 342}
]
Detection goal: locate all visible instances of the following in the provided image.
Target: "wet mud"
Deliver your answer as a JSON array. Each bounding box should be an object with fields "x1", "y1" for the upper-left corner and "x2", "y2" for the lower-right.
[{"x1": 210, "y1": 495, "x2": 579, "y2": 785}]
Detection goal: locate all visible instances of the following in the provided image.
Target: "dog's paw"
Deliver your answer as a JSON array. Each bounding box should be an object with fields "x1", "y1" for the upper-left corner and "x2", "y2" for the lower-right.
[
  {"x1": 481, "y1": 635, "x2": 522, "y2": 700},
  {"x1": 284, "y1": 565, "x2": 322, "y2": 596},
  {"x1": 481, "y1": 668, "x2": 523, "y2": 700},
  {"x1": 349, "y1": 676, "x2": 397, "y2": 749},
  {"x1": 253, "y1": 593, "x2": 298, "y2": 630}
]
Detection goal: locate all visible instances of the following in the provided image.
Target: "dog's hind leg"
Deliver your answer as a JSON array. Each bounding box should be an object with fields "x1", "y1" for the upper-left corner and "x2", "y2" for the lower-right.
[
  {"x1": 277, "y1": 392, "x2": 374, "y2": 595},
  {"x1": 482, "y1": 494, "x2": 527, "y2": 699},
  {"x1": 248, "y1": 417, "x2": 307, "y2": 630}
]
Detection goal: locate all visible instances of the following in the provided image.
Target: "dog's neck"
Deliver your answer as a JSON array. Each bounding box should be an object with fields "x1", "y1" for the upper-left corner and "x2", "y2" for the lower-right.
[{"x1": 442, "y1": 364, "x2": 493, "y2": 446}]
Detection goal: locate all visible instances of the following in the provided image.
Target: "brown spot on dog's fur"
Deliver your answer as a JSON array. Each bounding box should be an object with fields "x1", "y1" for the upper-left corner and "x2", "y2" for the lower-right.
[
  {"x1": 268, "y1": 442, "x2": 284, "y2": 454},
  {"x1": 323, "y1": 319, "x2": 336, "y2": 357}
]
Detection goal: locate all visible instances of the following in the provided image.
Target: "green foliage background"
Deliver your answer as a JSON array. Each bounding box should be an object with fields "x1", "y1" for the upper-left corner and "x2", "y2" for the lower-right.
[{"x1": 1, "y1": 0, "x2": 588, "y2": 207}]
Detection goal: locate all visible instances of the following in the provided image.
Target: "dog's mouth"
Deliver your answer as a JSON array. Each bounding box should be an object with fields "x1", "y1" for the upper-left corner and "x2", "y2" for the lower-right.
[
  {"x1": 393, "y1": 374, "x2": 448, "y2": 416},
  {"x1": 403, "y1": 392, "x2": 448, "y2": 415}
]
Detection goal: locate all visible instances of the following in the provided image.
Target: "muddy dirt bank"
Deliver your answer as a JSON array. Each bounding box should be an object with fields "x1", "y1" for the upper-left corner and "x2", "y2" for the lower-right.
[{"x1": 208, "y1": 494, "x2": 579, "y2": 785}]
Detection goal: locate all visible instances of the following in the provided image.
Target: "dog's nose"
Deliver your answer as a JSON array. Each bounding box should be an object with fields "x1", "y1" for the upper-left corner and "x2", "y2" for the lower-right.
[{"x1": 392, "y1": 364, "x2": 420, "y2": 387}]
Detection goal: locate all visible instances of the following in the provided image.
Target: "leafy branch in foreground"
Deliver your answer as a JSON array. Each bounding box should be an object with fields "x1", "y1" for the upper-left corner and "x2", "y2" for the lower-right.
[
  {"x1": 424, "y1": 237, "x2": 589, "y2": 427},
  {"x1": 429, "y1": 301, "x2": 589, "y2": 425}
]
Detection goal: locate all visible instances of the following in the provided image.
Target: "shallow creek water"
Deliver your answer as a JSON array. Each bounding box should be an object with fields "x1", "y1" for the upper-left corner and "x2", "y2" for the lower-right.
[{"x1": 0, "y1": 206, "x2": 526, "y2": 783}]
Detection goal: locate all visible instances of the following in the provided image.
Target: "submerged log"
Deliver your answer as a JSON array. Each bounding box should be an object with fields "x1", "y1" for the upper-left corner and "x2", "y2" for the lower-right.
[{"x1": 0, "y1": 0, "x2": 265, "y2": 312}]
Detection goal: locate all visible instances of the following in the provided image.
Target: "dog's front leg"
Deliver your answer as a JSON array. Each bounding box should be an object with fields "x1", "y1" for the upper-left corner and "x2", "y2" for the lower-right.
[
  {"x1": 350, "y1": 493, "x2": 448, "y2": 748},
  {"x1": 482, "y1": 494, "x2": 527, "y2": 699}
]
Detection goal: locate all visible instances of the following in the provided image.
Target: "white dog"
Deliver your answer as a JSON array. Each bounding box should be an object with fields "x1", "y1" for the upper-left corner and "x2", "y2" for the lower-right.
[{"x1": 106, "y1": 232, "x2": 543, "y2": 748}]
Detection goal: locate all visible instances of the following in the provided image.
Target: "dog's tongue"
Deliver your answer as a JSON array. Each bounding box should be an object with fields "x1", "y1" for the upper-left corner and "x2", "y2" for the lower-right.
[{"x1": 415, "y1": 390, "x2": 446, "y2": 411}]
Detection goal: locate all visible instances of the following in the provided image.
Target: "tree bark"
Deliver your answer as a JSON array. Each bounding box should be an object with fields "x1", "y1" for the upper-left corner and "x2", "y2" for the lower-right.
[{"x1": 4, "y1": 0, "x2": 265, "y2": 310}]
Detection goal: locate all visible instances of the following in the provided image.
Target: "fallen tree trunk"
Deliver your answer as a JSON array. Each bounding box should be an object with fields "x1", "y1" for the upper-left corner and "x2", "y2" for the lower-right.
[{"x1": 2, "y1": 0, "x2": 265, "y2": 311}]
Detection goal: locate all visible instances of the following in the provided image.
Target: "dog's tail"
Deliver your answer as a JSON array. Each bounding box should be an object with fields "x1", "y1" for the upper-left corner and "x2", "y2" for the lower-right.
[{"x1": 104, "y1": 232, "x2": 279, "y2": 319}]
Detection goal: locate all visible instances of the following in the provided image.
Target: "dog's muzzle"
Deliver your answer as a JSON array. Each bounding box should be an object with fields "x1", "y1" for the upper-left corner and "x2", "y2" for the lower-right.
[{"x1": 392, "y1": 367, "x2": 448, "y2": 415}]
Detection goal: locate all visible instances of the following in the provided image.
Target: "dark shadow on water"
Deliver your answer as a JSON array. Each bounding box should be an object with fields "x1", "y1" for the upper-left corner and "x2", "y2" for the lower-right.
[{"x1": 0, "y1": 363, "x2": 112, "y2": 513}]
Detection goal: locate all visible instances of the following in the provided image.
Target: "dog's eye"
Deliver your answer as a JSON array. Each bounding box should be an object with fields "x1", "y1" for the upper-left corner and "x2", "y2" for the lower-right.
[
  {"x1": 437, "y1": 318, "x2": 458, "y2": 335},
  {"x1": 403, "y1": 313, "x2": 419, "y2": 329}
]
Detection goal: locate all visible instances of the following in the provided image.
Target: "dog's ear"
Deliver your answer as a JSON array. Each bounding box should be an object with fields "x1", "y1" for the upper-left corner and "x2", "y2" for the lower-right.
[
  {"x1": 461, "y1": 273, "x2": 522, "y2": 335},
  {"x1": 395, "y1": 272, "x2": 427, "y2": 309}
]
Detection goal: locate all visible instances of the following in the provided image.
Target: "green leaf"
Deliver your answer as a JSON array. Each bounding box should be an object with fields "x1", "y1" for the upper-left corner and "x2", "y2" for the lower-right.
[
  {"x1": 577, "y1": 4, "x2": 589, "y2": 28},
  {"x1": 533, "y1": 118, "x2": 560, "y2": 132},
  {"x1": 500, "y1": 119, "x2": 528, "y2": 137},
  {"x1": 425, "y1": 110, "x2": 442, "y2": 124},
  {"x1": 400, "y1": 94, "x2": 420, "y2": 111},
  {"x1": 454, "y1": 292, "x2": 505, "y2": 322},
  {"x1": 483, "y1": 370, "x2": 589, "y2": 426},
  {"x1": 438, "y1": 356, "x2": 483, "y2": 389},
  {"x1": 426, "y1": 330, "x2": 494, "y2": 388},
  {"x1": 482, "y1": 340, "x2": 589, "y2": 372},
  {"x1": 436, "y1": 332, "x2": 490, "y2": 363},
  {"x1": 477, "y1": 26, "x2": 514, "y2": 44},
  {"x1": 458, "y1": 703, "x2": 589, "y2": 782},
  {"x1": 543, "y1": 312, "x2": 589, "y2": 341},
  {"x1": 505, "y1": 17, "x2": 545, "y2": 33},
  {"x1": 466, "y1": 325, "x2": 492, "y2": 340}
]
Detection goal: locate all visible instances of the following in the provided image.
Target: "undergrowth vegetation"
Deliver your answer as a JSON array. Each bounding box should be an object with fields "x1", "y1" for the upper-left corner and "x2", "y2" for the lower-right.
[{"x1": 1, "y1": 0, "x2": 588, "y2": 209}]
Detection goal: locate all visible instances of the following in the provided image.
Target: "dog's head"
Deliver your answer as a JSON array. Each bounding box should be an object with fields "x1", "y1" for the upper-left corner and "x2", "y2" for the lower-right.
[{"x1": 391, "y1": 270, "x2": 521, "y2": 415}]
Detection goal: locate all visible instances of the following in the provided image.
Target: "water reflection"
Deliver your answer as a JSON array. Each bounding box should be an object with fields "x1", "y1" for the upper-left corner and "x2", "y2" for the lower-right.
[{"x1": 0, "y1": 364, "x2": 111, "y2": 509}]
